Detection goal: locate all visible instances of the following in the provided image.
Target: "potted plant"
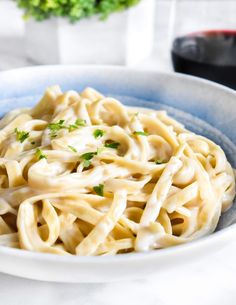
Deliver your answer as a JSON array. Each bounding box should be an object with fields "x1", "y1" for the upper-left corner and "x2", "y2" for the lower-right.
[{"x1": 16, "y1": 0, "x2": 155, "y2": 65}]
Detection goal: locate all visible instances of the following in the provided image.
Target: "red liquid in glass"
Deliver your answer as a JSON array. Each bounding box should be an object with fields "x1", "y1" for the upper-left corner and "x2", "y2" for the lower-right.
[{"x1": 172, "y1": 30, "x2": 236, "y2": 89}]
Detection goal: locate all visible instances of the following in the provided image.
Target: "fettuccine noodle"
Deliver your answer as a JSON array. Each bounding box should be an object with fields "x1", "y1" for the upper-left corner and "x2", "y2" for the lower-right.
[{"x1": 0, "y1": 86, "x2": 234, "y2": 255}]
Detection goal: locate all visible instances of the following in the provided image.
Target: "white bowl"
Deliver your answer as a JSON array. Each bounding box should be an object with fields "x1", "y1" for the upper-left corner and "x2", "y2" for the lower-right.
[{"x1": 0, "y1": 65, "x2": 235, "y2": 283}]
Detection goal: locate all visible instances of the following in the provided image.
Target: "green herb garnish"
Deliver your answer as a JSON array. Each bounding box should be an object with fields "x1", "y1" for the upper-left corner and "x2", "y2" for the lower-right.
[
  {"x1": 75, "y1": 118, "x2": 86, "y2": 126},
  {"x1": 104, "y1": 142, "x2": 120, "y2": 149},
  {"x1": 48, "y1": 120, "x2": 66, "y2": 137},
  {"x1": 155, "y1": 160, "x2": 163, "y2": 164},
  {"x1": 14, "y1": 128, "x2": 29, "y2": 143},
  {"x1": 48, "y1": 120, "x2": 65, "y2": 131},
  {"x1": 83, "y1": 160, "x2": 91, "y2": 168},
  {"x1": 80, "y1": 151, "x2": 97, "y2": 168},
  {"x1": 68, "y1": 118, "x2": 86, "y2": 132},
  {"x1": 133, "y1": 131, "x2": 149, "y2": 136},
  {"x1": 93, "y1": 129, "x2": 105, "y2": 139},
  {"x1": 80, "y1": 151, "x2": 97, "y2": 160},
  {"x1": 93, "y1": 184, "x2": 104, "y2": 197},
  {"x1": 35, "y1": 148, "x2": 47, "y2": 160},
  {"x1": 68, "y1": 124, "x2": 78, "y2": 132},
  {"x1": 68, "y1": 145, "x2": 77, "y2": 153}
]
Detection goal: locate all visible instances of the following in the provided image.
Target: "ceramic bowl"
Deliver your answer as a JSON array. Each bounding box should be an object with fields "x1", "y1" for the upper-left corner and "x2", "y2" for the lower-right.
[{"x1": 0, "y1": 65, "x2": 235, "y2": 283}]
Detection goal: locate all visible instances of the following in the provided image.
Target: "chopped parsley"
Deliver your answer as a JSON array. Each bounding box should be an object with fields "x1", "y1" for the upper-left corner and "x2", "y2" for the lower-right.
[
  {"x1": 75, "y1": 118, "x2": 86, "y2": 126},
  {"x1": 80, "y1": 151, "x2": 97, "y2": 160},
  {"x1": 93, "y1": 184, "x2": 104, "y2": 197},
  {"x1": 80, "y1": 151, "x2": 97, "y2": 168},
  {"x1": 93, "y1": 129, "x2": 105, "y2": 139},
  {"x1": 14, "y1": 128, "x2": 29, "y2": 143},
  {"x1": 48, "y1": 120, "x2": 66, "y2": 137},
  {"x1": 68, "y1": 118, "x2": 86, "y2": 132},
  {"x1": 104, "y1": 141, "x2": 120, "y2": 149},
  {"x1": 68, "y1": 145, "x2": 77, "y2": 153},
  {"x1": 155, "y1": 160, "x2": 163, "y2": 164},
  {"x1": 83, "y1": 159, "x2": 91, "y2": 168},
  {"x1": 48, "y1": 118, "x2": 87, "y2": 135},
  {"x1": 133, "y1": 131, "x2": 149, "y2": 136},
  {"x1": 35, "y1": 148, "x2": 47, "y2": 160},
  {"x1": 48, "y1": 120, "x2": 65, "y2": 131},
  {"x1": 68, "y1": 124, "x2": 78, "y2": 132}
]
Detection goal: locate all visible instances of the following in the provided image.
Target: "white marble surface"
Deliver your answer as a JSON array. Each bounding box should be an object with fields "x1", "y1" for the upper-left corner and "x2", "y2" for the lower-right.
[{"x1": 0, "y1": 1, "x2": 236, "y2": 304}]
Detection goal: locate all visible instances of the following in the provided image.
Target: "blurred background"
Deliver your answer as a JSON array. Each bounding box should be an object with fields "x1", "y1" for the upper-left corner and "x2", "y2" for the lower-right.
[
  {"x1": 0, "y1": 0, "x2": 187, "y2": 71},
  {"x1": 2, "y1": 0, "x2": 236, "y2": 89}
]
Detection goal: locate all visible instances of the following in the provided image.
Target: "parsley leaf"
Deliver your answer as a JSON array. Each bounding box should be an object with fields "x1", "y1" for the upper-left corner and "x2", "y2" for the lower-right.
[
  {"x1": 35, "y1": 148, "x2": 47, "y2": 160},
  {"x1": 104, "y1": 141, "x2": 120, "y2": 149},
  {"x1": 68, "y1": 124, "x2": 78, "y2": 132},
  {"x1": 93, "y1": 129, "x2": 105, "y2": 139},
  {"x1": 48, "y1": 120, "x2": 65, "y2": 131},
  {"x1": 133, "y1": 131, "x2": 149, "y2": 136},
  {"x1": 93, "y1": 184, "x2": 104, "y2": 197},
  {"x1": 75, "y1": 118, "x2": 86, "y2": 126},
  {"x1": 80, "y1": 148, "x2": 103, "y2": 168},
  {"x1": 83, "y1": 160, "x2": 91, "y2": 168},
  {"x1": 68, "y1": 145, "x2": 77, "y2": 153},
  {"x1": 80, "y1": 151, "x2": 98, "y2": 168},
  {"x1": 15, "y1": 128, "x2": 29, "y2": 143},
  {"x1": 80, "y1": 151, "x2": 97, "y2": 160},
  {"x1": 48, "y1": 120, "x2": 66, "y2": 137},
  {"x1": 68, "y1": 118, "x2": 86, "y2": 132}
]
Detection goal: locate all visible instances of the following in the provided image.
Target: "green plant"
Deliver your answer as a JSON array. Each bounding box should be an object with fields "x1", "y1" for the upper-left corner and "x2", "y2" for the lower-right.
[{"x1": 16, "y1": 0, "x2": 141, "y2": 22}]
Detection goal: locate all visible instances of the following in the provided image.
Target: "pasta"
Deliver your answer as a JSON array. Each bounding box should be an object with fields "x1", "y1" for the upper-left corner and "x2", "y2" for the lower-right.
[{"x1": 0, "y1": 86, "x2": 234, "y2": 256}]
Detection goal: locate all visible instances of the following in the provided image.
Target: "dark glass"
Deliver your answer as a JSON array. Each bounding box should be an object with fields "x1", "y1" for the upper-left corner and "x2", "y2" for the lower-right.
[{"x1": 171, "y1": 30, "x2": 236, "y2": 89}]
